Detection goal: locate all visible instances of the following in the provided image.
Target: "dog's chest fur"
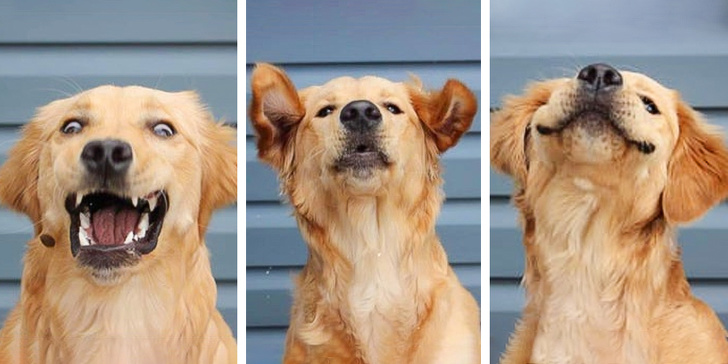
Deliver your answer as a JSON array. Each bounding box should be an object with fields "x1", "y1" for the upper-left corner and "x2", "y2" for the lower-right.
[
  {"x1": 529, "y1": 176, "x2": 661, "y2": 364},
  {"x1": 16, "y1": 246, "x2": 230, "y2": 364},
  {"x1": 328, "y1": 199, "x2": 423, "y2": 363}
]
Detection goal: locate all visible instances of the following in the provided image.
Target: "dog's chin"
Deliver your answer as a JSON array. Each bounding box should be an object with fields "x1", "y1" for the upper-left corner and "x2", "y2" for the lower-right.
[
  {"x1": 64, "y1": 190, "x2": 168, "y2": 278},
  {"x1": 333, "y1": 151, "x2": 391, "y2": 194}
]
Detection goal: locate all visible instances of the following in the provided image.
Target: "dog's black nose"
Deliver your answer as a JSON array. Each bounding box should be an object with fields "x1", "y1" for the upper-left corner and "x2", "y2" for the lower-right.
[
  {"x1": 81, "y1": 139, "x2": 133, "y2": 178},
  {"x1": 340, "y1": 100, "x2": 381, "y2": 132},
  {"x1": 577, "y1": 63, "x2": 623, "y2": 93}
]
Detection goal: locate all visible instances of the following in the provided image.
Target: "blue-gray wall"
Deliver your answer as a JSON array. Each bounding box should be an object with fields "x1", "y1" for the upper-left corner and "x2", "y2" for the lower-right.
[
  {"x1": 491, "y1": 1, "x2": 728, "y2": 362},
  {"x1": 0, "y1": 0, "x2": 237, "y2": 337},
  {"x1": 246, "y1": 1, "x2": 481, "y2": 362}
]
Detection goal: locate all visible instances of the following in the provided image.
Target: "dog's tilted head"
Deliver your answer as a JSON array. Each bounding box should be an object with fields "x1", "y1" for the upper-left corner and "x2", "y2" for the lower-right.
[
  {"x1": 249, "y1": 63, "x2": 477, "y2": 203},
  {"x1": 0, "y1": 85, "x2": 237, "y2": 283},
  {"x1": 492, "y1": 63, "x2": 728, "y2": 224}
]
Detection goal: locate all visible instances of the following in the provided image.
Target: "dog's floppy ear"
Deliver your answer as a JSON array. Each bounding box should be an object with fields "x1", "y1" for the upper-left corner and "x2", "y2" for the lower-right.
[
  {"x1": 409, "y1": 79, "x2": 478, "y2": 153},
  {"x1": 490, "y1": 80, "x2": 561, "y2": 186},
  {"x1": 0, "y1": 116, "x2": 44, "y2": 229},
  {"x1": 249, "y1": 63, "x2": 305, "y2": 171},
  {"x1": 662, "y1": 100, "x2": 728, "y2": 224},
  {"x1": 197, "y1": 107, "x2": 237, "y2": 232}
]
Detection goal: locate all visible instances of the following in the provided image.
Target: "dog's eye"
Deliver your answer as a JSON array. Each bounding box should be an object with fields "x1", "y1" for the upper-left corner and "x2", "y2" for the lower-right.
[
  {"x1": 316, "y1": 106, "x2": 335, "y2": 118},
  {"x1": 152, "y1": 122, "x2": 175, "y2": 138},
  {"x1": 641, "y1": 96, "x2": 660, "y2": 115},
  {"x1": 61, "y1": 120, "x2": 83, "y2": 134},
  {"x1": 385, "y1": 103, "x2": 402, "y2": 115}
]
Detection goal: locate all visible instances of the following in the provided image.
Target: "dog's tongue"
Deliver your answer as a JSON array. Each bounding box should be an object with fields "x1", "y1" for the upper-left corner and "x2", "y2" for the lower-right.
[{"x1": 91, "y1": 207, "x2": 140, "y2": 246}]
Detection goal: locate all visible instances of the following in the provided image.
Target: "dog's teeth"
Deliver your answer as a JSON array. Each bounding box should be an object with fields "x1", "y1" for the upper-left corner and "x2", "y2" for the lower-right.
[
  {"x1": 131, "y1": 197, "x2": 139, "y2": 207},
  {"x1": 80, "y1": 212, "x2": 90, "y2": 229},
  {"x1": 139, "y1": 213, "x2": 149, "y2": 231},
  {"x1": 148, "y1": 196, "x2": 157, "y2": 211},
  {"x1": 76, "y1": 194, "x2": 84, "y2": 208},
  {"x1": 124, "y1": 232, "x2": 134, "y2": 245},
  {"x1": 79, "y1": 230, "x2": 89, "y2": 246}
]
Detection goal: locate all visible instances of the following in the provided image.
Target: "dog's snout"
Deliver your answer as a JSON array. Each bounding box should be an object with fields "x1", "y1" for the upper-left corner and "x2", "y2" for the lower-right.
[
  {"x1": 577, "y1": 63, "x2": 623, "y2": 93},
  {"x1": 81, "y1": 139, "x2": 133, "y2": 177},
  {"x1": 340, "y1": 100, "x2": 381, "y2": 132}
]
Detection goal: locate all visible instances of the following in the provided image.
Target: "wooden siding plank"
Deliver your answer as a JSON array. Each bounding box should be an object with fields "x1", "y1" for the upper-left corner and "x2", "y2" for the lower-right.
[
  {"x1": 246, "y1": 134, "x2": 481, "y2": 201},
  {"x1": 246, "y1": 264, "x2": 481, "y2": 327},
  {"x1": 491, "y1": 200, "x2": 728, "y2": 279},
  {"x1": 244, "y1": 63, "x2": 480, "y2": 99},
  {"x1": 246, "y1": 200, "x2": 481, "y2": 267},
  {"x1": 0, "y1": 46, "x2": 236, "y2": 124},
  {"x1": 492, "y1": 0, "x2": 728, "y2": 58},
  {"x1": 246, "y1": 328, "x2": 287, "y2": 364},
  {"x1": 0, "y1": 1, "x2": 235, "y2": 43},
  {"x1": 247, "y1": 0, "x2": 479, "y2": 64}
]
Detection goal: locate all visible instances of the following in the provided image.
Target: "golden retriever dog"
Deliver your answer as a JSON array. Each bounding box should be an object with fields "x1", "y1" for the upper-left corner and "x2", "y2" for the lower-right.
[
  {"x1": 491, "y1": 63, "x2": 728, "y2": 364},
  {"x1": 0, "y1": 86, "x2": 237, "y2": 364},
  {"x1": 249, "y1": 63, "x2": 481, "y2": 363}
]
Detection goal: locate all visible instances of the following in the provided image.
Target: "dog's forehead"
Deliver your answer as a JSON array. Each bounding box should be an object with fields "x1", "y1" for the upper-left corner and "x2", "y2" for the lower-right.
[
  {"x1": 73, "y1": 85, "x2": 174, "y2": 110},
  {"x1": 305, "y1": 75, "x2": 407, "y2": 103}
]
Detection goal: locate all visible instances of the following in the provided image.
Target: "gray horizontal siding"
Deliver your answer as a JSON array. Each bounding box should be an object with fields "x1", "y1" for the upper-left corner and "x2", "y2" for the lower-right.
[
  {"x1": 0, "y1": 46, "x2": 236, "y2": 125},
  {"x1": 491, "y1": 1, "x2": 728, "y2": 362},
  {"x1": 0, "y1": 0, "x2": 235, "y2": 43},
  {"x1": 0, "y1": 0, "x2": 236, "y2": 342},
  {"x1": 246, "y1": 0, "x2": 479, "y2": 64}
]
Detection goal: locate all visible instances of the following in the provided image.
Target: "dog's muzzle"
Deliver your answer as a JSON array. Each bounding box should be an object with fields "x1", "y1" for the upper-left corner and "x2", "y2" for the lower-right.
[
  {"x1": 334, "y1": 100, "x2": 390, "y2": 175},
  {"x1": 535, "y1": 63, "x2": 656, "y2": 155}
]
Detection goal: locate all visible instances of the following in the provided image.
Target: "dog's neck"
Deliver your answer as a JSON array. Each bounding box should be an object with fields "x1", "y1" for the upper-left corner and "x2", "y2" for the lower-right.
[
  {"x1": 23, "y1": 234, "x2": 223, "y2": 363},
  {"x1": 525, "y1": 166, "x2": 687, "y2": 363},
  {"x1": 293, "y1": 183, "x2": 450, "y2": 362}
]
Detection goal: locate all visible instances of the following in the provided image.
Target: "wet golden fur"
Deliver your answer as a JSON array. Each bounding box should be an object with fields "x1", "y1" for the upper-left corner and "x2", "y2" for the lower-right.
[
  {"x1": 491, "y1": 69, "x2": 728, "y2": 364},
  {"x1": 0, "y1": 86, "x2": 237, "y2": 364},
  {"x1": 250, "y1": 63, "x2": 480, "y2": 363}
]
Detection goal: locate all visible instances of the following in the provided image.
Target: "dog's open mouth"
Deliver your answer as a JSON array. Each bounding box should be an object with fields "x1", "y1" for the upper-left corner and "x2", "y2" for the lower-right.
[{"x1": 64, "y1": 191, "x2": 168, "y2": 269}]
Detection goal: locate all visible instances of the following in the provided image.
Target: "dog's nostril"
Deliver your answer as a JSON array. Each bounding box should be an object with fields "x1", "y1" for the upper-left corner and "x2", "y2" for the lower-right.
[
  {"x1": 578, "y1": 66, "x2": 598, "y2": 85},
  {"x1": 111, "y1": 144, "x2": 133, "y2": 164},
  {"x1": 364, "y1": 107, "x2": 381, "y2": 120}
]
